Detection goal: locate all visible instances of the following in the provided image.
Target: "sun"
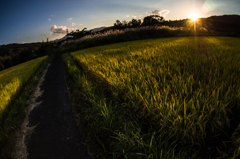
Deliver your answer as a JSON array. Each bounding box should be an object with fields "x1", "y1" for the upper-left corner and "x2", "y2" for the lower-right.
[{"x1": 191, "y1": 13, "x2": 199, "y2": 21}]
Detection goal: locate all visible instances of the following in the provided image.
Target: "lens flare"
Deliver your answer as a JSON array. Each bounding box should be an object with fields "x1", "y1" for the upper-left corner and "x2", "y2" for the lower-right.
[{"x1": 201, "y1": 0, "x2": 216, "y2": 13}]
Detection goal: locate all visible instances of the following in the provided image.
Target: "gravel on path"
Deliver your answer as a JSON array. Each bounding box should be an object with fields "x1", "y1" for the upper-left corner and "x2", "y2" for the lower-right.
[{"x1": 26, "y1": 51, "x2": 90, "y2": 159}]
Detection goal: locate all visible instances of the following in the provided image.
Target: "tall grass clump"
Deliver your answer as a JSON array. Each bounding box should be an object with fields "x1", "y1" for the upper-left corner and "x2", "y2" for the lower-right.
[
  {"x1": 0, "y1": 55, "x2": 50, "y2": 159},
  {"x1": 60, "y1": 26, "x2": 209, "y2": 54},
  {"x1": 65, "y1": 36, "x2": 240, "y2": 158}
]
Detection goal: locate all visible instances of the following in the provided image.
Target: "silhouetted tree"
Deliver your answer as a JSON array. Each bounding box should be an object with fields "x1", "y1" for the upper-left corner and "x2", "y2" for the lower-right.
[
  {"x1": 122, "y1": 20, "x2": 128, "y2": 28},
  {"x1": 82, "y1": 28, "x2": 87, "y2": 32},
  {"x1": 131, "y1": 19, "x2": 141, "y2": 28},
  {"x1": 142, "y1": 15, "x2": 164, "y2": 26},
  {"x1": 114, "y1": 20, "x2": 123, "y2": 29}
]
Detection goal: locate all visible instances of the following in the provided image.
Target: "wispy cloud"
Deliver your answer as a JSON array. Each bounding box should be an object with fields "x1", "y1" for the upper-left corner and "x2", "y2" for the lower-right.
[
  {"x1": 152, "y1": 9, "x2": 170, "y2": 16},
  {"x1": 67, "y1": 18, "x2": 72, "y2": 22},
  {"x1": 68, "y1": 27, "x2": 78, "y2": 32},
  {"x1": 72, "y1": 23, "x2": 75, "y2": 26},
  {"x1": 146, "y1": 12, "x2": 149, "y2": 14},
  {"x1": 51, "y1": 15, "x2": 55, "y2": 17},
  {"x1": 139, "y1": 16, "x2": 144, "y2": 21},
  {"x1": 48, "y1": 18, "x2": 51, "y2": 21},
  {"x1": 51, "y1": 25, "x2": 78, "y2": 35},
  {"x1": 132, "y1": 15, "x2": 137, "y2": 19},
  {"x1": 79, "y1": 24, "x2": 83, "y2": 26}
]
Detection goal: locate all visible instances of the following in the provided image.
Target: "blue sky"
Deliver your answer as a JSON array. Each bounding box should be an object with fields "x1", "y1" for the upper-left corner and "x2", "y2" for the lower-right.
[{"x1": 0, "y1": 0, "x2": 239, "y2": 45}]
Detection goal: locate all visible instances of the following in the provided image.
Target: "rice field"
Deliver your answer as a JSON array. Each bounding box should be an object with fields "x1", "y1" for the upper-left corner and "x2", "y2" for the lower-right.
[
  {"x1": 0, "y1": 56, "x2": 48, "y2": 118},
  {"x1": 65, "y1": 36, "x2": 240, "y2": 158}
]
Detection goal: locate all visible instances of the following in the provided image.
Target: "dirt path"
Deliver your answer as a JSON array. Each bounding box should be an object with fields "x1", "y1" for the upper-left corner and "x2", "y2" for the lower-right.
[{"x1": 24, "y1": 51, "x2": 90, "y2": 159}]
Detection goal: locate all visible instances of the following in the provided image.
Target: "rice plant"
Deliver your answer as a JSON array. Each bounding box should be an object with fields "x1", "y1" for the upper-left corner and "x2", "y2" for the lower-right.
[{"x1": 64, "y1": 36, "x2": 240, "y2": 158}]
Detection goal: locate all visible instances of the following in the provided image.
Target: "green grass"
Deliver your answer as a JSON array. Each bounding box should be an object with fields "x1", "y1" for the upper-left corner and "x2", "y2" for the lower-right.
[
  {"x1": 0, "y1": 56, "x2": 48, "y2": 118},
  {"x1": 0, "y1": 56, "x2": 49, "y2": 159},
  {"x1": 63, "y1": 36, "x2": 240, "y2": 158}
]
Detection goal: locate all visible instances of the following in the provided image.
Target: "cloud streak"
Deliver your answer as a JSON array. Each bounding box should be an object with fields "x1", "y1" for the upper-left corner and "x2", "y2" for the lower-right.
[
  {"x1": 152, "y1": 9, "x2": 170, "y2": 16},
  {"x1": 48, "y1": 18, "x2": 51, "y2": 21},
  {"x1": 132, "y1": 15, "x2": 137, "y2": 19},
  {"x1": 67, "y1": 18, "x2": 72, "y2": 22}
]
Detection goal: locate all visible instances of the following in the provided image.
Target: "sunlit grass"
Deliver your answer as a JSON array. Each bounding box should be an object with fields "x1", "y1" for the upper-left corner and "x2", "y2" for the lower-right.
[
  {"x1": 0, "y1": 56, "x2": 48, "y2": 118},
  {"x1": 67, "y1": 36, "x2": 240, "y2": 158}
]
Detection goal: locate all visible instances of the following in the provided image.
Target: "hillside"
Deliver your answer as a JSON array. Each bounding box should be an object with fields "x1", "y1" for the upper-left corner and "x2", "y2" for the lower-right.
[
  {"x1": 202, "y1": 15, "x2": 240, "y2": 33},
  {"x1": 161, "y1": 14, "x2": 240, "y2": 34},
  {"x1": 0, "y1": 42, "x2": 42, "y2": 57}
]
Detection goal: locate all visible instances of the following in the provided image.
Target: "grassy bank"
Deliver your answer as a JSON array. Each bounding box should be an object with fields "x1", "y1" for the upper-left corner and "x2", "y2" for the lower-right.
[
  {"x1": 0, "y1": 55, "x2": 50, "y2": 159},
  {"x1": 63, "y1": 36, "x2": 240, "y2": 158}
]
